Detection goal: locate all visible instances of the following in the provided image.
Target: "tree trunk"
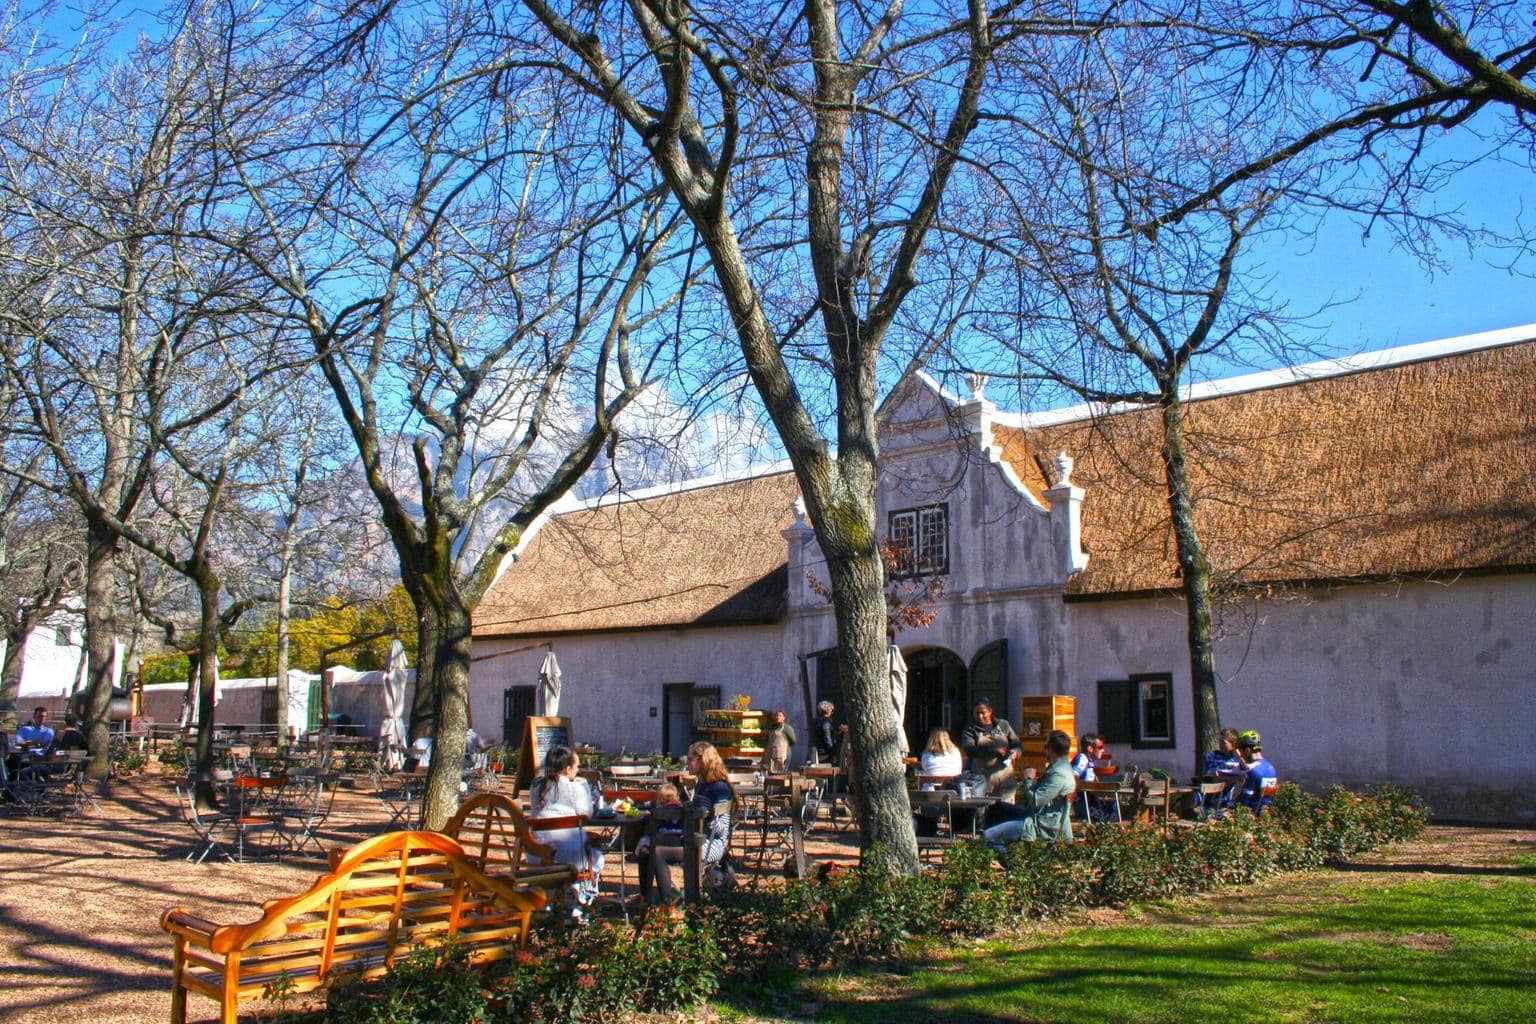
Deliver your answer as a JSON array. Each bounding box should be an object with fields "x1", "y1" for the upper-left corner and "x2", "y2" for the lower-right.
[
  {"x1": 274, "y1": 529, "x2": 295, "y2": 740},
  {"x1": 192, "y1": 575, "x2": 222, "y2": 805},
  {"x1": 419, "y1": 595, "x2": 471, "y2": 830},
  {"x1": 816, "y1": 502, "x2": 920, "y2": 873},
  {"x1": 1160, "y1": 396, "x2": 1221, "y2": 774},
  {"x1": 408, "y1": 600, "x2": 438, "y2": 743},
  {"x1": 0, "y1": 615, "x2": 26, "y2": 716},
  {"x1": 81, "y1": 514, "x2": 120, "y2": 780}
]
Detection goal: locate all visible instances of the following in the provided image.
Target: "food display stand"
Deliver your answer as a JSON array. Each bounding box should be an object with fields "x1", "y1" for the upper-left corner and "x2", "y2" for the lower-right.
[{"x1": 696, "y1": 708, "x2": 765, "y2": 759}]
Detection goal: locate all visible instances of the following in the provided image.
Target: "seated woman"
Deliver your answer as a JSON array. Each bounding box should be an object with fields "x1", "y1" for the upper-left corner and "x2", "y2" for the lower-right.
[
  {"x1": 982, "y1": 730, "x2": 1075, "y2": 854},
  {"x1": 918, "y1": 728, "x2": 963, "y2": 789},
  {"x1": 649, "y1": 741, "x2": 734, "y2": 904},
  {"x1": 529, "y1": 745, "x2": 605, "y2": 911}
]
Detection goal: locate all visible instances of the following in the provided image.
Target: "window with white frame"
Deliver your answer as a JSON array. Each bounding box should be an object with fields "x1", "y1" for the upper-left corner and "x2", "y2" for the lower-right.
[
  {"x1": 887, "y1": 504, "x2": 949, "y2": 577},
  {"x1": 1096, "y1": 673, "x2": 1175, "y2": 749}
]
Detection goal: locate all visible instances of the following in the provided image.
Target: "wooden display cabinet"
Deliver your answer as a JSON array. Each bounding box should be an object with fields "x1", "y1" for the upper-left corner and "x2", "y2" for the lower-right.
[
  {"x1": 696, "y1": 708, "x2": 766, "y2": 759},
  {"x1": 1017, "y1": 695, "x2": 1076, "y2": 771}
]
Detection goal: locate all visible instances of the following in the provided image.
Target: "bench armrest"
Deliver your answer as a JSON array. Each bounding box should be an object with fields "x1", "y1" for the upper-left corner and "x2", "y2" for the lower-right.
[{"x1": 161, "y1": 909, "x2": 221, "y2": 946}]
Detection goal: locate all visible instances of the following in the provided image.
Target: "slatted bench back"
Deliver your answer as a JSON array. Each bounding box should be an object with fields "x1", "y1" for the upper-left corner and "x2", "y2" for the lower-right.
[{"x1": 168, "y1": 831, "x2": 540, "y2": 1013}]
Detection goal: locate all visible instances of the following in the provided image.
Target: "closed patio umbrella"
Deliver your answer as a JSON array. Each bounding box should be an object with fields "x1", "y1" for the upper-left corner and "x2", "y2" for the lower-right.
[
  {"x1": 889, "y1": 644, "x2": 909, "y2": 755},
  {"x1": 379, "y1": 639, "x2": 408, "y2": 771},
  {"x1": 537, "y1": 651, "x2": 562, "y2": 718}
]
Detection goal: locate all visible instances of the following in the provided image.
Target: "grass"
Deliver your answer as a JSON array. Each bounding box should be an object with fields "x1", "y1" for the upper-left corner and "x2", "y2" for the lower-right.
[{"x1": 723, "y1": 874, "x2": 1536, "y2": 1024}]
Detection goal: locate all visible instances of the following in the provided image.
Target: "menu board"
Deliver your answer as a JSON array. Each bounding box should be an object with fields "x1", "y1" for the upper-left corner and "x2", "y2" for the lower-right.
[{"x1": 516, "y1": 715, "x2": 573, "y2": 790}]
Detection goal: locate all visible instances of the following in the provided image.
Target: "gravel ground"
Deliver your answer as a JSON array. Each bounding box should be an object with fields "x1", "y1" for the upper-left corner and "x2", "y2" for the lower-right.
[
  {"x1": 1, "y1": 766, "x2": 1525, "y2": 1024},
  {"x1": 0, "y1": 765, "x2": 865, "y2": 1024}
]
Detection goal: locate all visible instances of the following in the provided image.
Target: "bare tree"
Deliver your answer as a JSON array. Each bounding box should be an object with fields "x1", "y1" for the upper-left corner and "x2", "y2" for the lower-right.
[
  {"x1": 0, "y1": 19, "x2": 294, "y2": 777},
  {"x1": 196, "y1": 1, "x2": 716, "y2": 826},
  {"x1": 0, "y1": 380, "x2": 83, "y2": 714},
  {"x1": 1141, "y1": 1, "x2": 1534, "y2": 241},
  {"x1": 502, "y1": 0, "x2": 1068, "y2": 869}
]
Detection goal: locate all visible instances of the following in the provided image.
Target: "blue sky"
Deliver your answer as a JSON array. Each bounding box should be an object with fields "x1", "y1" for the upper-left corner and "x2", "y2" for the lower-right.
[{"x1": 1249, "y1": 142, "x2": 1534, "y2": 355}]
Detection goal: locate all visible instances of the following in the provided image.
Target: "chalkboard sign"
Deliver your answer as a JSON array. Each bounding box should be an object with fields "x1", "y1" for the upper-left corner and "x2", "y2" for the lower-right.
[{"x1": 516, "y1": 715, "x2": 573, "y2": 790}]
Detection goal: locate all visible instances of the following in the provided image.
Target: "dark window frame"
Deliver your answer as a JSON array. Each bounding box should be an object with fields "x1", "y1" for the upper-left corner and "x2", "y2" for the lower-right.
[
  {"x1": 886, "y1": 503, "x2": 949, "y2": 578},
  {"x1": 1096, "y1": 672, "x2": 1176, "y2": 750}
]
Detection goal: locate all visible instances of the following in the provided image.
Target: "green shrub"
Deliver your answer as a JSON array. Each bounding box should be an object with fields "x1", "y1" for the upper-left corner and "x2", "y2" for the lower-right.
[
  {"x1": 324, "y1": 941, "x2": 490, "y2": 1024},
  {"x1": 109, "y1": 738, "x2": 148, "y2": 777},
  {"x1": 494, "y1": 912, "x2": 720, "y2": 1022}
]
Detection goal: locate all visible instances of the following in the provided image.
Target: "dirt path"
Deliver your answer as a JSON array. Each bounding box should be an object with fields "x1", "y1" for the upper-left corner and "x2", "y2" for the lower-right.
[{"x1": 0, "y1": 768, "x2": 1527, "y2": 1024}]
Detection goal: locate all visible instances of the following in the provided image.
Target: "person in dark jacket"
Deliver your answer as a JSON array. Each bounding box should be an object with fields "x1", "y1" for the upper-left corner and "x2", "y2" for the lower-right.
[{"x1": 813, "y1": 701, "x2": 843, "y2": 763}]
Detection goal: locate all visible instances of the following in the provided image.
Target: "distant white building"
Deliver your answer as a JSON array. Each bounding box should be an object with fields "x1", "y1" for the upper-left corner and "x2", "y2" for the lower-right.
[
  {"x1": 470, "y1": 325, "x2": 1536, "y2": 823},
  {"x1": 2, "y1": 604, "x2": 123, "y2": 699}
]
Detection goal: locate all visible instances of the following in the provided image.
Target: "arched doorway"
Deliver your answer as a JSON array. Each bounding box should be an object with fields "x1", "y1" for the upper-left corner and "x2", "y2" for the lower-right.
[{"x1": 903, "y1": 647, "x2": 967, "y2": 754}]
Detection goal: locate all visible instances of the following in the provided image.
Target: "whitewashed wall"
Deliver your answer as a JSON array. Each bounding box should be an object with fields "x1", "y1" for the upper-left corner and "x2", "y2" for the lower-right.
[
  {"x1": 1067, "y1": 574, "x2": 1536, "y2": 822},
  {"x1": 469, "y1": 623, "x2": 794, "y2": 751},
  {"x1": 468, "y1": 373, "x2": 1535, "y2": 822}
]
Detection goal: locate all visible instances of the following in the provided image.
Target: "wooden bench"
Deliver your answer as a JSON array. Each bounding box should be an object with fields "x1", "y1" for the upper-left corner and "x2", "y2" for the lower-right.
[
  {"x1": 440, "y1": 792, "x2": 579, "y2": 905},
  {"x1": 160, "y1": 830, "x2": 545, "y2": 1024}
]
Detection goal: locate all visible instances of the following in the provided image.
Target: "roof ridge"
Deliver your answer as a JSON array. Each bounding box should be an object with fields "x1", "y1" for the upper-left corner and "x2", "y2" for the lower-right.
[
  {"x1": 992, "y1": 322, "x2": 1536, "y2": 429},
  {"x1": 557, "y1": 459, "x2": 797, "y2": 513}
]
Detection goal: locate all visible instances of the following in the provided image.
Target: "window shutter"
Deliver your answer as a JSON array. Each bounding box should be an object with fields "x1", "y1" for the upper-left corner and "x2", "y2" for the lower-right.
[{"x1": 1096, "y1": 679, "x2": 1136, "y2": 744}]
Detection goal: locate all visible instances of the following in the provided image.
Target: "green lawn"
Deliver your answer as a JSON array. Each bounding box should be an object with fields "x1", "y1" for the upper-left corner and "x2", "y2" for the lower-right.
[{"x1": 722, "y1": 873, "x2": 1536, "y2": 1023}]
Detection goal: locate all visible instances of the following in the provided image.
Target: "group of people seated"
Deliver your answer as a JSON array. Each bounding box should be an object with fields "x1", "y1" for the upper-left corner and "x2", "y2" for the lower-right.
[
  {"x1": 912, "y1": 699, "x2": 1280, "y2": 857},
  {"x1": 528, "y1": 740, "x2": 736, "y2": 917},
  {"x1": 1199, "y1": 727, "x2": 1277, "y2": 817},
  {"x1": 2, "y1": 707, "x2": 88, "y2": 798},
  {"x1": 913, "y1": 701, "x2": 1078, "y2": 850},
  {"x1": 12, "y1": 706, "x2": 87, "y2": 753}
]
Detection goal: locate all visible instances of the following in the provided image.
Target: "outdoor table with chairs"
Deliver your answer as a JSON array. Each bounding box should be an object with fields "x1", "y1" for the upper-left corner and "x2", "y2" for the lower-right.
[{"x1": 2, "y1": 749, "x2": 95, "y2": 817}]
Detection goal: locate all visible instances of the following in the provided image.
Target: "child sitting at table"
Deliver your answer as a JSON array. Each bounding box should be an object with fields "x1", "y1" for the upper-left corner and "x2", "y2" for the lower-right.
[{"x1": 634, "y1": 783, "x2": 683, "y2": 900}]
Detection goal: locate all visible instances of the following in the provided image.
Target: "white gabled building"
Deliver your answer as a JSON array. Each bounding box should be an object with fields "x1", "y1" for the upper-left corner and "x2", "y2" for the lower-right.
[{"x1": 470, "y1": 326, "x2": 1536, "y2": 822}]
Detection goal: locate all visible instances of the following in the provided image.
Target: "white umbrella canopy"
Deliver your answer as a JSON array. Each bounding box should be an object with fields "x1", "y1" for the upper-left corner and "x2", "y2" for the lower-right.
[
  {"x1": 889, "y1": 644, "x2": 909, "y2": 756},
  {"x1": 537, "y1": 651, "x2": 562, "y2": 718},
  {"x1": 379, "y1": 639, "x2": 408, "y2": 771}
]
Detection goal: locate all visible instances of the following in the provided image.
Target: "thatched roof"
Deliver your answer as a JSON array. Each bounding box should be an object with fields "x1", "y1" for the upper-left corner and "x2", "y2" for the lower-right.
[
  {"x1": 994, "y1": 337, "x2": 1536, "y2": 597},
  {"x1": 474, "y1": 471, "x2": 800, "y2": 638},
  {"x1": 476, "y1": 335, "x2": 1536, "y2": 636}
]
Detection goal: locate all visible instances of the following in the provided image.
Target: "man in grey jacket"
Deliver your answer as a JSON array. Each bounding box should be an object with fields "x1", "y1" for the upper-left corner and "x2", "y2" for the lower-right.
[{"x1": 982, "y1": 729, "x2": 1076, "y2": 853}]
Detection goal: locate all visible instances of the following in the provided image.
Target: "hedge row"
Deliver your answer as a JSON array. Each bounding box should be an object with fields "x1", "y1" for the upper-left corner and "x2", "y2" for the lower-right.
[{"x1": 307, "y1": 783, "x2": 1427, "y2": 1024}]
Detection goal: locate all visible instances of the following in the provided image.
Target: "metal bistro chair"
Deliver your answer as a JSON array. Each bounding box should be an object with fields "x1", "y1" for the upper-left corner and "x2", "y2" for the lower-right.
[
  {"x1": 9, "y1": 757, "x2": 82, "y2": 816},
  {"x1": 278, "y1": 772, "x2": 339, "y2": 857},
  {"x1": 749, "y1": 775, "x2": 800, "y2": 871},
  {"x1": 176, "y1": 783, "x2": 234, "y2": 863},
  {"x1": 1136, "y1": 775, "x2": 1174, "y2": 833},
  {"x1": 374, "y1": 767, "x2": 426, "y2": 828},
  {"x1": 1078, "y1": 780, "x2": 1127, "y2": 824}
]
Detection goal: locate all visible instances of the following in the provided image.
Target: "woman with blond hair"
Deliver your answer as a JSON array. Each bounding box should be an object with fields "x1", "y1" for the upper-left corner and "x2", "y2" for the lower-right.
[
  {"x1": 919, "y1": 728, "x2": 963, "y2": 788},
  {"x1": 650, "y1": 741, "x2": 736, "y2": 902}
]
